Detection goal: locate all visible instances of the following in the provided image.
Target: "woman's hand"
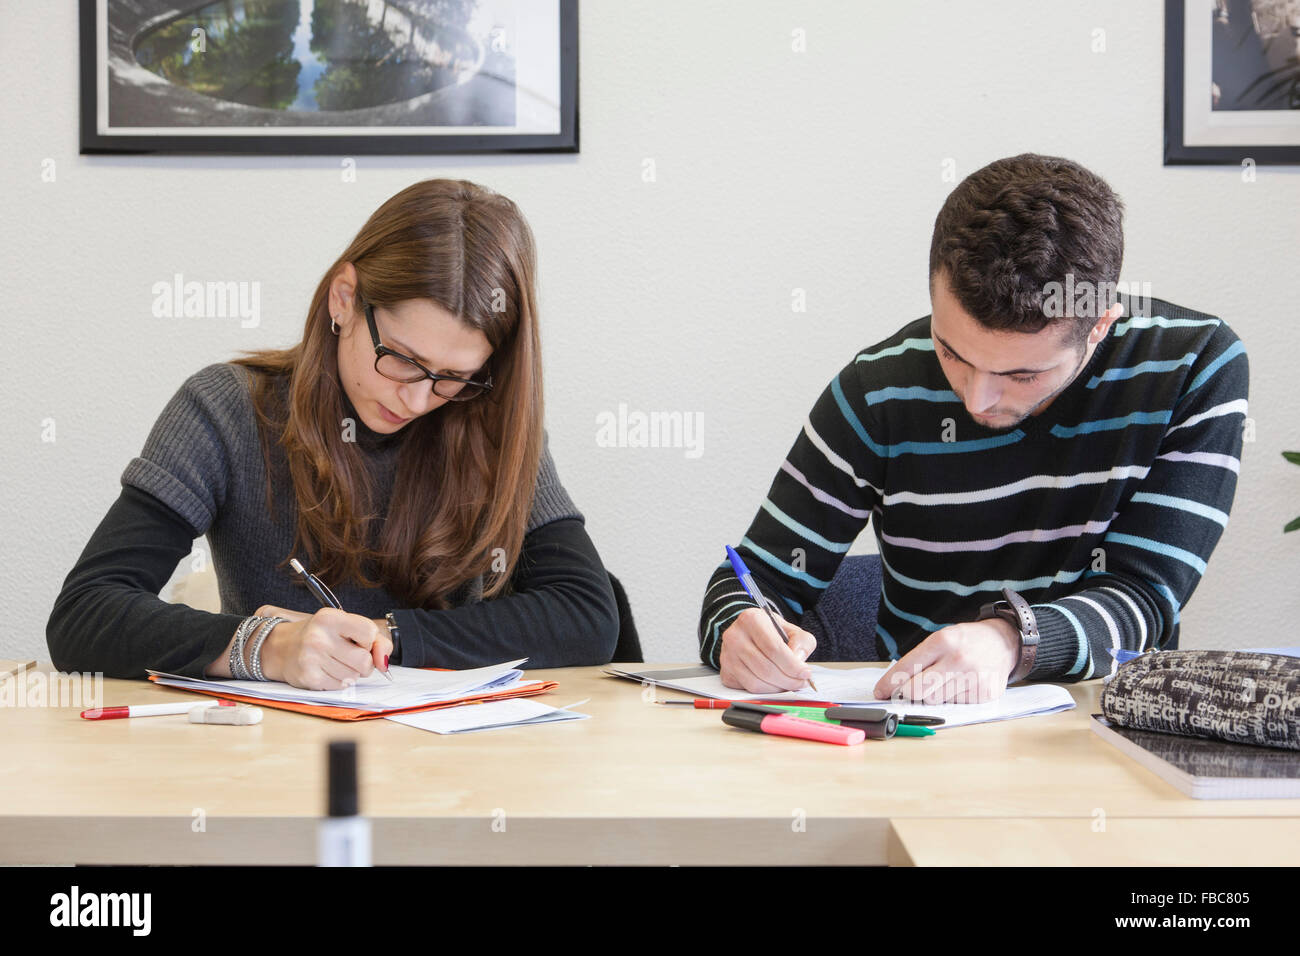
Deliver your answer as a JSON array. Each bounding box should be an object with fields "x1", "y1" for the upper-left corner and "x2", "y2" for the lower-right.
[
  {"x1": 254, "y1": 604, "x2": 310, "y2": 624},
  {"x1": 253, "y1": 605, "x2": 392, "y2": 690}
]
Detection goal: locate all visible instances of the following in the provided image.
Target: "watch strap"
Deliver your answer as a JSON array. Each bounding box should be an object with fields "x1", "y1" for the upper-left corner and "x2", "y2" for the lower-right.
[
  {"x1": 977, "y1": 588, "x2": 1040, "y2": 684},
  {"x1": 385, "y1": 611, "x2": 401, "y2": 663}
]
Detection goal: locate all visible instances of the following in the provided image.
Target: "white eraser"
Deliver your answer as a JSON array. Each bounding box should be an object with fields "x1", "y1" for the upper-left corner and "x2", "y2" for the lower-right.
[{"x1": 188, "y1": 703, "x2": 263, "y2": 725}]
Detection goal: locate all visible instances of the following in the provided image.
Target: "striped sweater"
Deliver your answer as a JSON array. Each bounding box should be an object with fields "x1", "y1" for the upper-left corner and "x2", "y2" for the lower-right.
[{"x1": 698, "y1": 297, "x2": 1249, "y2": 681}]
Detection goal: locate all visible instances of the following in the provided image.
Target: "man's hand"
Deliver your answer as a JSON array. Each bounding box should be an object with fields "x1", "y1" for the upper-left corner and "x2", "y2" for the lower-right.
[
  {"x1": 719, "y1": 607, "x2": 818, "y2": 693},
  {"x1": 873, "y1": 618, "x2": 1021, "y2": 704}
]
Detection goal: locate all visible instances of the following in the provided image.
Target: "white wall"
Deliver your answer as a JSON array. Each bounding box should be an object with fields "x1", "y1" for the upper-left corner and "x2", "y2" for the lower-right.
[{"x1": 3, "y1": 1, "x2": 1297, "y2": 665}]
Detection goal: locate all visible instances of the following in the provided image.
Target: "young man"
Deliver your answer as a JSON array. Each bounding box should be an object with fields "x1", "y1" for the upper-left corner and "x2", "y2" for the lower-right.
[{"x1": 698, "y1": 154, "x2": 1248, "y2": 702}]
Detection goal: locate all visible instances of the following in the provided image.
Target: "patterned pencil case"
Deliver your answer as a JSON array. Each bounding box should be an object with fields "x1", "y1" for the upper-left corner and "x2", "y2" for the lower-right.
[{"x1": 1099, "y1": 650, "x2": 1300, "y2": 751}]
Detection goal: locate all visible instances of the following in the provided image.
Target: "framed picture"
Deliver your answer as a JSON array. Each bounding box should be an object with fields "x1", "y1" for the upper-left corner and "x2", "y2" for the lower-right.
[
  {"x1": 1165, "y1": 0, "x2": 1300, "y2": 164},
  {"x1": 80, "y1": 0, "x2": 578, "y2": 155}
]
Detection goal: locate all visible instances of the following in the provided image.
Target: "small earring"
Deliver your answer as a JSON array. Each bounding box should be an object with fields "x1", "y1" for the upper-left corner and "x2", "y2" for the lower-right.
[{"x1": 330, "y1": 315, "x2": 339, "y2": 335}]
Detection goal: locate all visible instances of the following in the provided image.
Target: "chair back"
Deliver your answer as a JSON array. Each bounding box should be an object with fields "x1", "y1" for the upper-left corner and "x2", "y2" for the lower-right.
[{"x1": 800, "y1": 554, "x2": 883, "y2": 661}]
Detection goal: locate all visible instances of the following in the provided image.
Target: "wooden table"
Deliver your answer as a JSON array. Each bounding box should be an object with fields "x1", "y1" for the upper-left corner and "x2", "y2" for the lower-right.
[
  {"x1": 3, "y1": 663, "x2": 1297, "y2": 865},
  {"x1": 886, "y1": 817, "x2": 1300, "y2": 866}
]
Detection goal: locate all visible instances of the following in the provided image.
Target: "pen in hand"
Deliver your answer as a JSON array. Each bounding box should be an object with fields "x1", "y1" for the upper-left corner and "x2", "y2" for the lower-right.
[
  {"x1": 289, "y1": 558, "x2": 393, "y2": 682},
  {"x1": 724, "y1": 546, "x2": 818, "y2": 693}
]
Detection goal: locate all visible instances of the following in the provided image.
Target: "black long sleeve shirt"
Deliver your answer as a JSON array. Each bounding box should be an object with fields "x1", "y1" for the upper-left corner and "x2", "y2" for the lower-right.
[
  {"x1": 48, "y1": 485, "x2": 618, "y2": 679},
  {"x1": 46, "y1": 363, "x2": 618, "y2": 679}
]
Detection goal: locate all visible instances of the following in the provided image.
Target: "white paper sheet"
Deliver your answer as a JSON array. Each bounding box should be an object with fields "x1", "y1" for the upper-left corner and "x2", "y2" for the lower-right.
[
  {"x1": 608, "y1": 664, "x2": 1076, "y2": 727},
  {"x1": 147, "y1": 660, "x2": 532, "y2": 712},
  {"x1": 607, "y1": 663, "x2": 888, "y2": 702},
  {"x1": 385, "y1": 698, "x2": 590, "y2": 734}
]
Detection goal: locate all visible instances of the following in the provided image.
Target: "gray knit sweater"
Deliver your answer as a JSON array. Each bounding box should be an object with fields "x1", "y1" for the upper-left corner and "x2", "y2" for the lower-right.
[{"x1": 122, "y1": 363, "x2": 582, "y2": 619}]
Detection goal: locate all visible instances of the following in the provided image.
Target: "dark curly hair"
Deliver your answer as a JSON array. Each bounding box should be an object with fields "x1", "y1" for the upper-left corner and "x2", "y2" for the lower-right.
[{"x1": 928, "y1": 153, "x2": 1125, "y2": 351}]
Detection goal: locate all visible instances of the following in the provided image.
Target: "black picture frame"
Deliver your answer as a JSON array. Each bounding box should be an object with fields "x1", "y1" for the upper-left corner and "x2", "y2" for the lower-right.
[
  {"x1": 1165, "y1": 0, "x2": 1300, "y2": 165},
  {"x1": 80, "y1": 0, "x2": 579, "y2": 156}
]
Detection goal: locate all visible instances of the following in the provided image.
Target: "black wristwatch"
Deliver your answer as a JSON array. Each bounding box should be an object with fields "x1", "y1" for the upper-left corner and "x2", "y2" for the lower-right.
[
  {"x1": 976, "y1": 587, "x2": 1040, "y2": 684},
  {"x1": 384, "y1": 611, "x2": 401, "y2": 662}
]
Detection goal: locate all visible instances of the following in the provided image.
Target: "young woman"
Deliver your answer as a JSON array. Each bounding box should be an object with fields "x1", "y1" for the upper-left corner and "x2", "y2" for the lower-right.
[{"x1": 47, "y1": 179, "x2": 619, "y2": 689}]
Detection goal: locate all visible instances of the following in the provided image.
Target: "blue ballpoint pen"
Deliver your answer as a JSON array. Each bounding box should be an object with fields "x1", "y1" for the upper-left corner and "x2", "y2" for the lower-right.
[
  {"x1": 289, "y1": 558, "x2": 394, "y2": 682},
  {"x1": 725, "y1": 546, "x2": 818, "y2": 692}
]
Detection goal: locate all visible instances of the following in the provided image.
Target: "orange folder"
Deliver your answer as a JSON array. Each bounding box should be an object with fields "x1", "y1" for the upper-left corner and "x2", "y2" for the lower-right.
[{"x1": 146, "y1": 670, "x2": 557, "y2": 721}]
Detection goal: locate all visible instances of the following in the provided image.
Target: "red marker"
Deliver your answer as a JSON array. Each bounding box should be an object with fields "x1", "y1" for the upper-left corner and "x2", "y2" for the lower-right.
[
  {"x1": 722, "y1": 708, "x2": 865, "y2": 746},
  {"x1": 81, "y1": 700, "x2": 236, "y2": 720}
]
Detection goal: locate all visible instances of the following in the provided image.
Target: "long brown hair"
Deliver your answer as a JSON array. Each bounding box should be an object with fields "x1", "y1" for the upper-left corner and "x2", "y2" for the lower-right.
[{"x1": 232, "y1": 179, "x2": 543, "y2": 609}]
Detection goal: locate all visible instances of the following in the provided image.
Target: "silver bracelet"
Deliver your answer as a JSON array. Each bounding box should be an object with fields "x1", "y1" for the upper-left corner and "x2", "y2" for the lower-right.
[
  {"x1": 232, "y1": 615, "x2": 267, "y2": 680},
  {"x1": 248, "y1": 616, "x2": 286, "y2": 682},
  {"x1": 229, "y1": 616, "x2": 261, "y2": 680}
]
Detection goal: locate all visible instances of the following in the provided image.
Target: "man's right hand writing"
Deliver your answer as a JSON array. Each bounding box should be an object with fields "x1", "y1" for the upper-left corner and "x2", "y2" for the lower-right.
[{"x1": 718, "y1": 607, "x2": 817, "y2": 693}]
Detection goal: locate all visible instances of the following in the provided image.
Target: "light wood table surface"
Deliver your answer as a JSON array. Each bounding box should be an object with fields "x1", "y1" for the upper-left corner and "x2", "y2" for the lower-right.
[
  {"x1": 3, "y1": 662, "x2": 1297, "y2": 865},
  {"x1": 886, "y1": 818, "x2": 1300, "y2": 866}
]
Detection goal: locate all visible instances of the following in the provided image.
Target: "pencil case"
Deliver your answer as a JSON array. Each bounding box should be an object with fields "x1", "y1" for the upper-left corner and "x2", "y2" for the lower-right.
[{"x1": 1099, "y1": 650, "x2": 1300, "y2": 751}]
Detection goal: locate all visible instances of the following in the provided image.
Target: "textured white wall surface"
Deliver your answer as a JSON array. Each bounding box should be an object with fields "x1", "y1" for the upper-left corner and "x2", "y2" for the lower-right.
[{"x1": 3, "y1": 1, "x2": 1297, "y2": 665}]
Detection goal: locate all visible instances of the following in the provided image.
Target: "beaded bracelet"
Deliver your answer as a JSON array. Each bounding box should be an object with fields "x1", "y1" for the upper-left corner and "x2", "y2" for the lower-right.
[
  {"x1": 237, "y1": 616, "x2": 260, "y2": 681},
  {"x1": 248, "y1": 616, "x2": 286, "y2": 682},
  {"x1": 229, "y1": 616, "x2": 263, "y2": 681},
  {"x1": 235, "y1": 614, "x2": 274, "y2": 680}
]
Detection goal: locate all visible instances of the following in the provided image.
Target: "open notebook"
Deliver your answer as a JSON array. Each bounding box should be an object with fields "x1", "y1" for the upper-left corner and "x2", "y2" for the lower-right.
[{"x1": 607, "y1": 664, "x2": 1076, "y2": 728}]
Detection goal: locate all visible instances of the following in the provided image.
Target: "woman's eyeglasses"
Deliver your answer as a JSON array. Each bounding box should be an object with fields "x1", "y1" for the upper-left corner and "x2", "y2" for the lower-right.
[{"x1": 364, "y1": 304, "x2": 493, "y2": 402}]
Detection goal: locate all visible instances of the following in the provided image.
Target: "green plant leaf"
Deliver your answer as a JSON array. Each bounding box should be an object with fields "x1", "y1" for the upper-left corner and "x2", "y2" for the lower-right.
[
  {"x1": 1287, "y1": 516, "x2": 1300, "y2": 534},
  {"x1": 1284, "y1": 451, "x2": 1300, "y2": 466}
]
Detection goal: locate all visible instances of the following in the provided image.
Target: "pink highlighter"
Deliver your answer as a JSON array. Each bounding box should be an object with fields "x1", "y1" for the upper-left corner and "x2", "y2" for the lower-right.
[{"x1": 722, "y1": 705, "x2": 865, "y2": 746}]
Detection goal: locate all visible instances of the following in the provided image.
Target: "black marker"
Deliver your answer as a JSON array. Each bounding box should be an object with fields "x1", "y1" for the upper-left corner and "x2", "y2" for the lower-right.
[{"x1": 318, "y1": 741, "x2": 371, "y2": 867}]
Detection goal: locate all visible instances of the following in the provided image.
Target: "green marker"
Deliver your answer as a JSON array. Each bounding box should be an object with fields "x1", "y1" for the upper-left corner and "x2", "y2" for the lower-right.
[
  {"x1": 762, "y1": 704, "x2": 937, "y2": 738},
  {"x1": 762, "y1": 705, "x2": 834, "y2": 722},
  {"x1": 894, "y1": 724, "x2": 936, "y2": 737}
]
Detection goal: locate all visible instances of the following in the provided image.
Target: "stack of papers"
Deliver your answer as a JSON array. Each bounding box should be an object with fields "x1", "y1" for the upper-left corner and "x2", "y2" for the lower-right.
[
  {"x1": 606, "y1": 664, "x2": 1075, "y2": 728},
  {"x1": 148, "y1": 659, "x2": 536, "y2": 713}
]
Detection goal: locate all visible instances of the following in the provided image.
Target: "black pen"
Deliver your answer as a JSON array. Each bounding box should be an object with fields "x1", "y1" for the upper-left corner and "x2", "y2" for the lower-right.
[
  {"x1": 289, "y1": 558, "x2": 393, "y2": 682},
  {"x1": 901, "y1": 714, "x2": 946, "y2": 726}
]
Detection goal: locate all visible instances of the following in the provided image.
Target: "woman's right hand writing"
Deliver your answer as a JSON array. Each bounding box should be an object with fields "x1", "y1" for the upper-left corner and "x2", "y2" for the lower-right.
[{"x1": 255, "y1": 605, "x2": 392, "y2": 690}]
